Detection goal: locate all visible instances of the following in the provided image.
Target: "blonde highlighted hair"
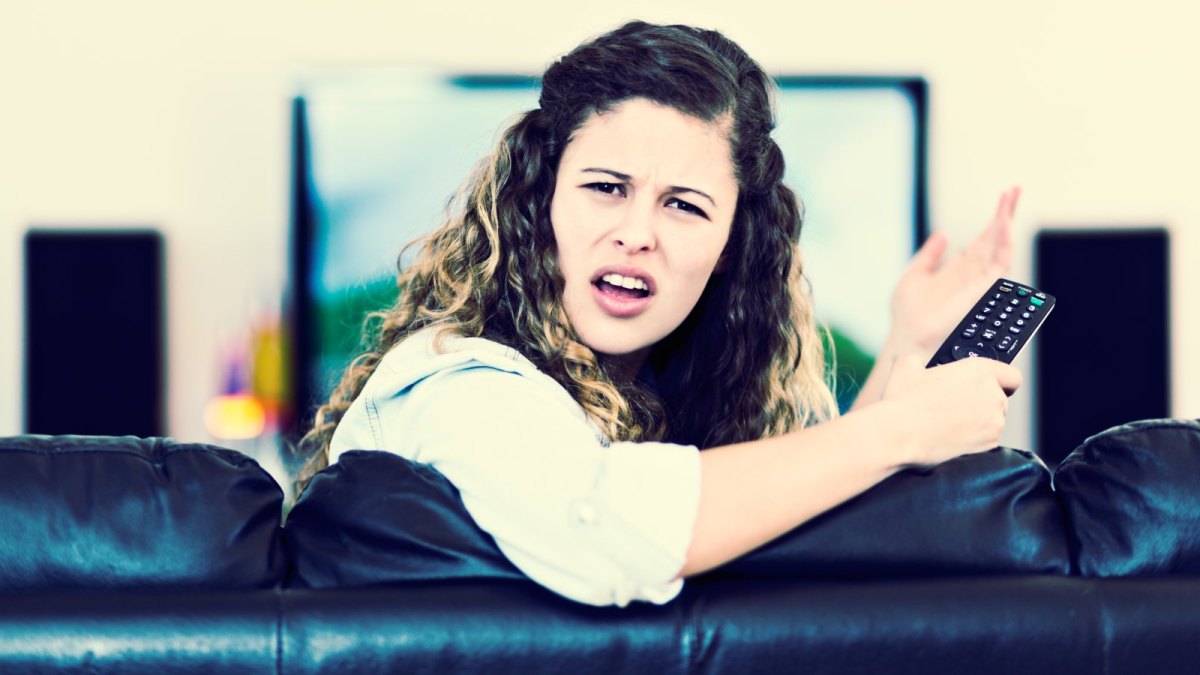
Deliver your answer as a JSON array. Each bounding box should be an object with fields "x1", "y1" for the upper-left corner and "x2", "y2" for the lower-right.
[{"x1": 295, "y1": 20, "x2": 838, "y2": 490}]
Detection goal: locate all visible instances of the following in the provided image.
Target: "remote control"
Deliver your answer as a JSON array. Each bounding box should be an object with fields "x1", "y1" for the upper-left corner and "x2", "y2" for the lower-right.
[{"x1": 926, "y1": 278, "x2": 1055, "y2": 367}]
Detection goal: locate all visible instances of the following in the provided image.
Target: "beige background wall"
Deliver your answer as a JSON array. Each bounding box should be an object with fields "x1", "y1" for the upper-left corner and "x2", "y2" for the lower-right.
[{"x1": 2, "y1": 0, "x2": 1197, "y2": 452}]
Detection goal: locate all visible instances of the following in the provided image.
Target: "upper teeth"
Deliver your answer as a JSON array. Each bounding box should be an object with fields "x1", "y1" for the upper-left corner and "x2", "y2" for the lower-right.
[{"x1": 601, "y1": 273, "x2": 649, "y2": 291}]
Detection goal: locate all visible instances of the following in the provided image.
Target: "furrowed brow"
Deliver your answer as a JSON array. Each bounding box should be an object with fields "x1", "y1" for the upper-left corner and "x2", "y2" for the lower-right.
[{"x1": 580, "y1": 168, "x2": 717, "y2": 207}]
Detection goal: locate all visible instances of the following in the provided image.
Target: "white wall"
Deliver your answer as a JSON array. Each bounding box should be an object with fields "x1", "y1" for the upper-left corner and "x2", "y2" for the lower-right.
[{"x1": 2, "y1": 0, "x2": 1197, "y2": 451}]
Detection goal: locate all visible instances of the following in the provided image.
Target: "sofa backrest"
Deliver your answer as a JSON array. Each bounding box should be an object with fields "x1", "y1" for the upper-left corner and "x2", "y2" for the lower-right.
[
  {"x1": 0, "y1": 435, "x2": 286, "y2": 591},
  {"x1": 8, "y1": 418, "x2": 1200, "y2": 596},
  {"x1": 1054, "y1": 418, "x2": 1200, "y2": 576},
  {"x1": 283, "y1": 446, "x2": 1072, "y2": 591},
  {"x1": 284, "y1": 450, "x2": 526, "y2": 588},
  {"x1": 709, "y1": 446, "x2": 1072, "y2": 579}
]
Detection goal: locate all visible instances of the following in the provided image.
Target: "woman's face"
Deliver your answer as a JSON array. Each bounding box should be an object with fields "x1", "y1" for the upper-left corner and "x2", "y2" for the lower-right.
[{"x1": 550, "y1": 98, "x2": 738, "y2": 369}]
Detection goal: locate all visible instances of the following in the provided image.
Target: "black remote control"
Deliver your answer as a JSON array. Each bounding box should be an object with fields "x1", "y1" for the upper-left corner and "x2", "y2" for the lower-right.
[{"x1": 926, "y1": 278, "x2": 1055, "y2": 367}]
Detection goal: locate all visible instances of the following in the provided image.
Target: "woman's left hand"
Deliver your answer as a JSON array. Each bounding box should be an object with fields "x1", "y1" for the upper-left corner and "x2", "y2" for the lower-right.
[{"x1": 887, "y1": 187, "x2": 1021, "y2": 359}]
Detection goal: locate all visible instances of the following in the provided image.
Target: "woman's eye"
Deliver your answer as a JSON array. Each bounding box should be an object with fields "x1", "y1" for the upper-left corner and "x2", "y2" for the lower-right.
[
  {"x1": 586, "y1": 182, "x2": 625, "y2": 196},
  {"x1": 668, "y1": 198, "x2": 707, "y2": 218}
]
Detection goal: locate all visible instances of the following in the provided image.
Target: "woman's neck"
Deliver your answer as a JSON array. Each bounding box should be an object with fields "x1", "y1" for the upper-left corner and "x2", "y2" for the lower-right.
[{"x1": 600, "y1": 346, "x2": 651, "y2": 383}]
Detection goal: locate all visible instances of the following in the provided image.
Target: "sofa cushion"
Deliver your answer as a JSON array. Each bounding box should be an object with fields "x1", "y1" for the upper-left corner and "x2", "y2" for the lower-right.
[
  {"x1": 1053, "y1": 418, "x2": 1200, "y2": 576},
  {"x1": 0, "y1": 589, "x2": 282, "y2": 673},
  {"x1": 0, "y1": 435, "x2": 286, "y2": 590},
  {"x1": 708, "y1": 446, "x2": 1071, "y2": 579},
  {"x1": 284, "y1": 450, "x2": 524, "y2": 588},
  {"x1": 285, "y1": 446, "x2": 1069, "y2": 589}
]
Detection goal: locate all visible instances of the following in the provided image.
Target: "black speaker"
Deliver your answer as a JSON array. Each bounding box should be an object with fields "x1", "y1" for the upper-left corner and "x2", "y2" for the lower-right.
[
  {"x1": 1034, "y1": 228, "x2": 1170, "y2": 466},
  {"x1": 24, "y1": 230, "x2": 165, "y2": 437}
]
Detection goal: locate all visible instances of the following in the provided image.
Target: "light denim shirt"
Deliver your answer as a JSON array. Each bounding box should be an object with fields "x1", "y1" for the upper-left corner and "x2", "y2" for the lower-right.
[{"x1": 329, "y1": 327, "x2": 701, "y2": 607}]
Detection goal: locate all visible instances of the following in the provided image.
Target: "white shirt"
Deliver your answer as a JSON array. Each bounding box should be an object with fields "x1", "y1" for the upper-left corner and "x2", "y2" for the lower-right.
[{"x1": 328, "y1": 327, "x2": 702, "y2": 607}]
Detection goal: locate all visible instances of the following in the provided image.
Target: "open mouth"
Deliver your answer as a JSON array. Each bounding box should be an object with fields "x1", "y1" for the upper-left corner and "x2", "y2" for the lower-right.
[
  {"x1": 594, "y1": 272, "x2": 652, "y2": 299},
  {"x1": 590, "y1": 270, "x2": 655, "y2": 318}
]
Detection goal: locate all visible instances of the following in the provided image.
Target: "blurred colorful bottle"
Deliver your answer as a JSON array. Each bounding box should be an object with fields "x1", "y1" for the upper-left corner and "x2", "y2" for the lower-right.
[{"x1": 204, "y1": 344, "x2": 266, "y2": 440}]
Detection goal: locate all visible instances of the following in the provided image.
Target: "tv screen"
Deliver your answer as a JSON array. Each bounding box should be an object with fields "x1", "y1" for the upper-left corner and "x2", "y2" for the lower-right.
[{"x1": 290, "y1": 71, "x2": 927, "y2": 430}]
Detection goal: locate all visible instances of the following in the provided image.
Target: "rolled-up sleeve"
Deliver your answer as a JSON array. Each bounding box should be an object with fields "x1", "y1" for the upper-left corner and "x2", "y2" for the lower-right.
[{"x1": 389, "y1": 365, "x2": 701, "y2": 607}]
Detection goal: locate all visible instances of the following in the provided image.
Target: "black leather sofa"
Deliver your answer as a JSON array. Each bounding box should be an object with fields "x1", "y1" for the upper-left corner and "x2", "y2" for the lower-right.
[{"x1": 2, "y1": 419, "x2": 1199, "y2": 674}]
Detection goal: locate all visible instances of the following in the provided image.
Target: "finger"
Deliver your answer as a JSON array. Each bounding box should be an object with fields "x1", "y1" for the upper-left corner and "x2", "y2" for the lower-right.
[
  {"x1": 1007, "y1": 186, "x2": 1022, "y2": 219},
  {"x1": 990, "y1": 204, "x2": 1013, "y2": 271},
  {"x1": 909, "y1": 231, "x2": 948, "y2": 274},
  {"x1": 964, "y1": 195, "x2": 1008, "y2": 262},
  {"x1": 969, "y1": 189, "x2": 1017, "y2": 268},
  {"x1": 990, "y1": 187, "x2": 1021, "y2": 271},
  {"x1": 997, "y1": 186, "x2": 1021, "y2": 225},
  {"x1": 993, "y1": 362, "x2": 1023, "y2": 396},
  {"x1": 992, "y1": 188, "x2": 1013, "y2": 224}
]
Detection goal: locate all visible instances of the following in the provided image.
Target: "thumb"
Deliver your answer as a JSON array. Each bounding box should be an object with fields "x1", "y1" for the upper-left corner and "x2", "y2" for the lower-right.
[{"x1": 908, "y1": 231, "x2": 948, "y2": 274}]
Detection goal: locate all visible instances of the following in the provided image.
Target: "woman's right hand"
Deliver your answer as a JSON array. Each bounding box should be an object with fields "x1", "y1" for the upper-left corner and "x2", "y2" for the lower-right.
[{"x1": 879, "y1": 354, "x2": 1023, "y2": 466}]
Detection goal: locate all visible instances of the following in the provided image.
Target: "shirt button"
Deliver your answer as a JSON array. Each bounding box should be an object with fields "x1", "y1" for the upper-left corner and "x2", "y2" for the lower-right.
[{"x1": 575, "y1": 503, "x2": 599, "y2": 525}]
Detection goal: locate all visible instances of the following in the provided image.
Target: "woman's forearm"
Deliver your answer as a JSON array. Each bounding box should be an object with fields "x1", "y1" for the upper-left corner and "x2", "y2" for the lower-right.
[
  {"x1": 678, "y1": 348, "x2": 1021, "y2": 578},
  {"x1": 678, "y1": 400, "x2": 920, "y2": 577}
]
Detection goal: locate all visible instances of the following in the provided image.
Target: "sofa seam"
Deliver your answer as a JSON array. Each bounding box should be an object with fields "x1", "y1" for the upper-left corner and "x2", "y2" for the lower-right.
[
  {"x1": 1051, "y1": 481, "x2": 1083, "y2": 576},
  {"x1": 275, "y1": 586, "x2": 284, "y2": 675},
  {"x1": 0, "y1": 443, "x2": 263, "y2": 470},
  {"x1": 682, "y1": 588, "x2": 703, "y2": 674},
  {"x1": 1082, "y1": 419, "x2": 1197, "y2": 447},
  {"x1": 1095, "y1": 581, "x2": 1112, "y2": 675}
]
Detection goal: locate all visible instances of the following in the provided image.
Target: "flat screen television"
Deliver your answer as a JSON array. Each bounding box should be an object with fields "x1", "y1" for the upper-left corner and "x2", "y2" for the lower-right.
[{"x1": 287, "y1": 70, "x2": 928, "y2": 436}]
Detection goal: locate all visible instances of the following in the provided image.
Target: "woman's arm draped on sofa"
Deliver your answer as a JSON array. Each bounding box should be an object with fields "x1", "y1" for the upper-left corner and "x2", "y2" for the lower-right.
[{"x1": 681, "y1": 353, "x2": 1021, "y2": 577}]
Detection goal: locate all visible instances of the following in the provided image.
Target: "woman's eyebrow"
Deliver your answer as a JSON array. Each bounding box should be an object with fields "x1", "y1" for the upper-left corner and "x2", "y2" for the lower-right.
[{"x1": 581, "y1": 167, "x2": 717, "y2": 208}]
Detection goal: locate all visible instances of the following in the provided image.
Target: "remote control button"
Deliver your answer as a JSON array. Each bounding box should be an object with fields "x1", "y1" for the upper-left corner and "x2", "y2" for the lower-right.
[
  {"x1": 1027, "y1": 304, "x2": 1037, "y2": 312},
  {"x1": 1018, "y1": 289, "x2": 1029, "y2": 297},
  {"x1": 993, "y1": 320, "x2": 1003, "y2": 328},
  {"x1": 1016, "y1": 319, "x2": 1026, "y2": 327},
  {"x1": 1031, "y1": 297, "x2": 1045, "y2": 306},
  {"x1": 999, "y1": 312, "x2": 1009, "y2": 320},
  {"x1": 993, "y1": 293, "x2": 1003, "y2": 300},
  {"x1": 974, "y1": 314, "x2": 987, "y2": 322},
  {"x1": 1009, "y1": 326, "x2": 1022, "y2": 334},
  {"x1": 1022, "y1": 312, "x2": 1032, "y2": 320},
  {"x1": 997, "y1": 335, "x2": 1015, "y2": 351},
  {"x1": 982, "y1": 329, "x2": 996, "y2": 340},
  {"x1": 982, "y1": 307, "x2": 993, "y2": 315},
  {"x1": 961, "y1": 330, "x2": 976, "y2": 338},
  {"x1": 999, "y1": 285, "x2": 1013, "y2": 293},
  {"x1": 987, "y1": 300, "x2": 997, "y2": 307},
  {"x1": 1009, "y1": 298, "x2": 1021, "y2": 306},
  {"x1": 1035, "y1": 292, "x2": 1047, "y2": 299},
  {"x1": 952, "y1": 342, "x2": 997, "y2": 361}
]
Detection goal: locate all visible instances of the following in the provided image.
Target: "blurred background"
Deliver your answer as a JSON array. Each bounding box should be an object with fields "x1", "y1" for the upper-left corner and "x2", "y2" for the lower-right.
[{"x1": 2, "y1": 0, "x2": 1196, "y2": 483}]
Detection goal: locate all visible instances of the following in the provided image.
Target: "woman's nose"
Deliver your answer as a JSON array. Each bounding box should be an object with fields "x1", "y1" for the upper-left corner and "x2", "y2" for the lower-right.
[{"x1": 611, "y1": 203, "x2": 657, "y2": 253}]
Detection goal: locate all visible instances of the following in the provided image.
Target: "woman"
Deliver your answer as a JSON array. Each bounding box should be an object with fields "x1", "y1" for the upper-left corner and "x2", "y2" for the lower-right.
[{"x1": 296, "y1": 20, "x2": 1022, "y2": 606}]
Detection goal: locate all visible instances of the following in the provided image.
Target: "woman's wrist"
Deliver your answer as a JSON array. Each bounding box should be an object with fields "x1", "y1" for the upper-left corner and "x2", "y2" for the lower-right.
[
  {"x1": 850, "y1": 398, "x2": 928, "y2": 471},
  {"x1": 881, "y1": 327, "x2": 926, "y2": 361},
  {"x1": 849, "y1": 335, "x2": 912, "y2": 412}
]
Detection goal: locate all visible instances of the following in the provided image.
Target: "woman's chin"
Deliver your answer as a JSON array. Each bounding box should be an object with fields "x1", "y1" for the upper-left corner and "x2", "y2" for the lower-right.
[
  {"x1": 582, "y1": 337, "x2": 653, "y2": 373},
  {"x1": 586, "y1": 339, "x2": 652, "y2": 359}
]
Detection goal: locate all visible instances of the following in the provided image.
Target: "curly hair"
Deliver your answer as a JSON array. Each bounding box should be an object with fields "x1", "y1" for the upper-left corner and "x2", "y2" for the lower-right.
[{"x1": 295, "y1": 20, "x2": 838, "y2": 491}]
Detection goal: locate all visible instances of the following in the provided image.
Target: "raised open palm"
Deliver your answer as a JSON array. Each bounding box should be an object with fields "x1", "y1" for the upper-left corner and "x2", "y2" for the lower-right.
[{"x1": 889, "y1": 187, "x2": 1021, "y2": 359}]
